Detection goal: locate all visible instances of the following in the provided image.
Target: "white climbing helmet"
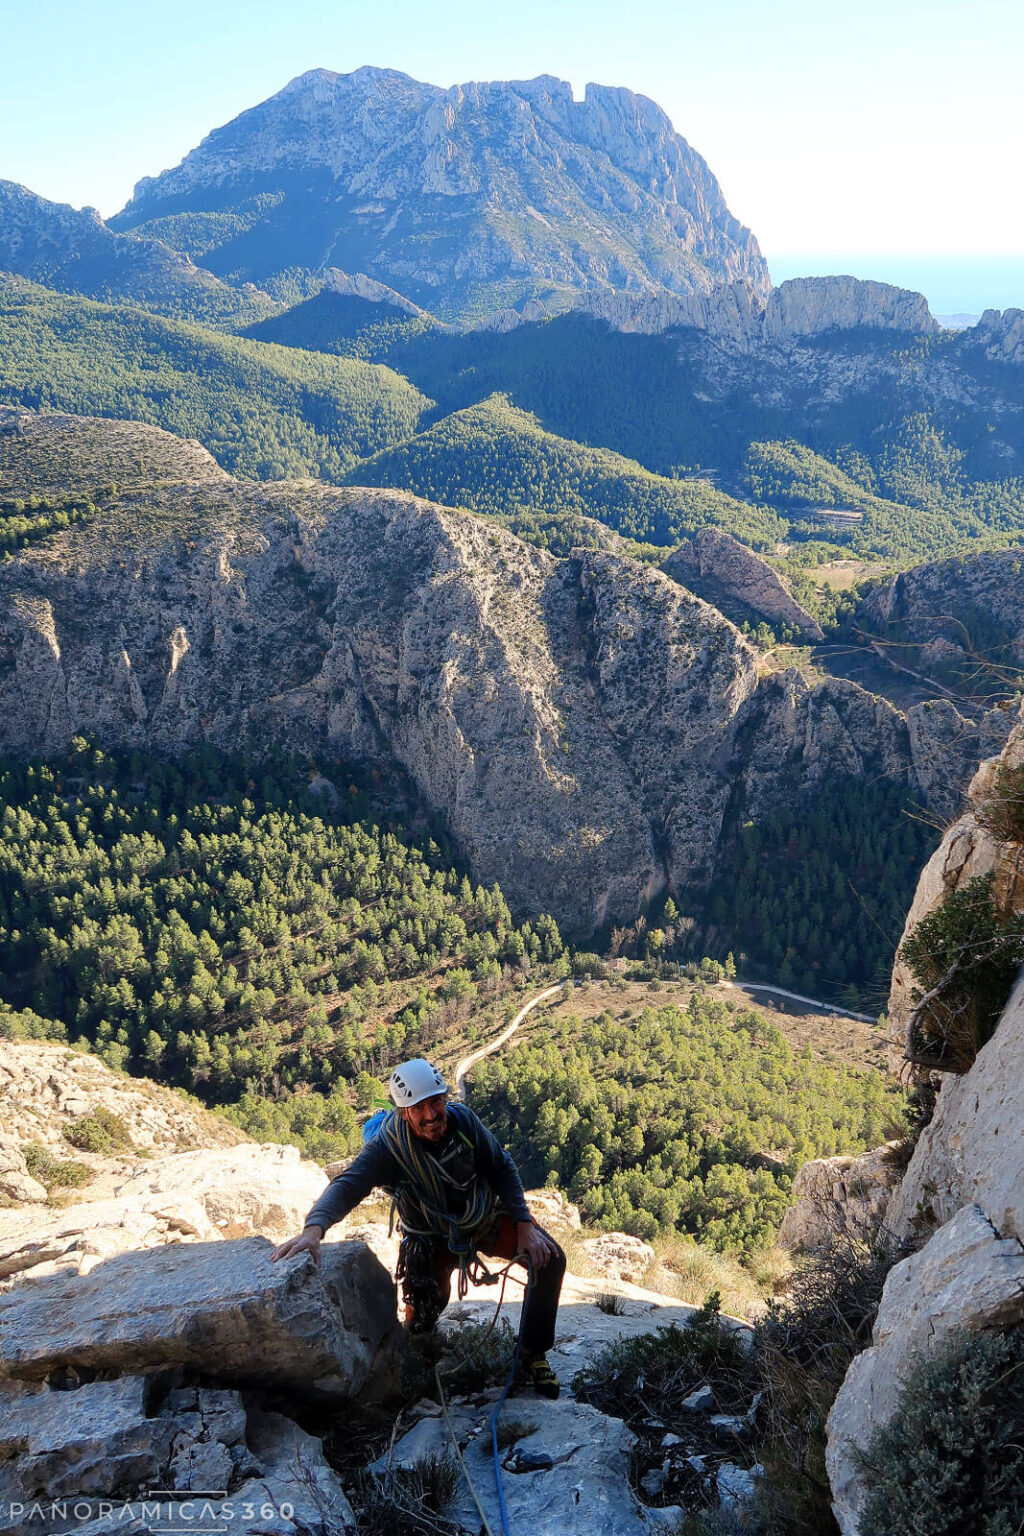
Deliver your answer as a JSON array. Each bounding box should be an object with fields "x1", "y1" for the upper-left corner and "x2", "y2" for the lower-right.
[{"x1": 389, "y1": 1058, "x2": 448, "y2": 1109}]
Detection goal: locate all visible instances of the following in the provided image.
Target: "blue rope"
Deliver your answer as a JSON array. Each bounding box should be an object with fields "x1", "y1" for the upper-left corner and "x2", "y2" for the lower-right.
[{"x1": 489, "y1": 1255, "x2": 534, "y2": 1536}]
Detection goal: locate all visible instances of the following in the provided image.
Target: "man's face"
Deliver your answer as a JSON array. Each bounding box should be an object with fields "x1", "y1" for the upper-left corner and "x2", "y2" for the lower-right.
[{"x1": 403, "y1": 1093, "x2": 448, "y2": 1143}]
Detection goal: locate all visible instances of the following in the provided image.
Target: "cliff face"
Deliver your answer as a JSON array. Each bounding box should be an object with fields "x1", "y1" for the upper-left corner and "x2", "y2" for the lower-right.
[
  {"x1": 825, "y1": 722, "x2": 1024, "y2": 1536},
  {"x1": 0, "y1": 410, "x2": 1009, "y2": 933},
  {"x1": 111, "y1": 67, "x2": 768, "y2": 318},
  {"x1": 568, "y1": 273, "x2": 938, "y2": 345}
]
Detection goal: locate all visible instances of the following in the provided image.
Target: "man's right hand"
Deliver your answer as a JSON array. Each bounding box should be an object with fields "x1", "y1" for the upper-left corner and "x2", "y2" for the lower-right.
[{"x1": 270, "y1": 1226, "x2": 323, "y2": 1266}]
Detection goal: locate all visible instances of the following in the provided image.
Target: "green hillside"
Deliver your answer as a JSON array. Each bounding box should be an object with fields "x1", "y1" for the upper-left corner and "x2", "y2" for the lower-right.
[
  {"x1": 472, "y1": 993, "x2": 900, "y2": 1253},
  {"x1": 344, "y1": 393, "x2": 784, "y2": 549},
  {"x1": 0, "y1": 740, "x2": 564, "y2": 1158},
  {"x1": 0, "y1": 280, "x2": 432, "y2": 481}
]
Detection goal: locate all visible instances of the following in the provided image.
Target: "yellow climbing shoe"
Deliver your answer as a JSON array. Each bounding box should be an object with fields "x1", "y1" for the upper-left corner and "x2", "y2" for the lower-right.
[{"x1": 522, "y1": 1354, "x2": 560, "y2": 1400}]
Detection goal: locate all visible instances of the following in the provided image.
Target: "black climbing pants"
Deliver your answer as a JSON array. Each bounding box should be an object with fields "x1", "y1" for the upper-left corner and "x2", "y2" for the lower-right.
[{"x1": 398, "y1": 1216, "x2": 566, "y2": 1356}]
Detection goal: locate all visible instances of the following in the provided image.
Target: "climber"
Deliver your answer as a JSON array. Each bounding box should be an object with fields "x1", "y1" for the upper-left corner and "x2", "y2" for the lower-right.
[{"x1": 270, "y1": 1057, "x2": 566, "y2": 1398}]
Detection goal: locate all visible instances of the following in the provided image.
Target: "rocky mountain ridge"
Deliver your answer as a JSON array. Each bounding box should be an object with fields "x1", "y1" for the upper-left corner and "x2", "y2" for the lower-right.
[
  {"x1": 0, "y1": 180, "x2": 273, "y2": 326},
  {"x1": 562, "y1": 272, "x2": 940, "y2": 347},
  {"x1": 1, "y1": 408, "x2": 1016, "y2": 936},
  {"x1": 110, "y1": 66, "x2": 768, "y2": 320}
]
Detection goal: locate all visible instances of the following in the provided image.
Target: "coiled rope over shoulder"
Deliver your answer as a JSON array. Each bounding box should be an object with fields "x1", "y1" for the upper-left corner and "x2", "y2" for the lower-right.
[{"x1": 378, "y1": 1108, "x2": 495, "y2": 1291}]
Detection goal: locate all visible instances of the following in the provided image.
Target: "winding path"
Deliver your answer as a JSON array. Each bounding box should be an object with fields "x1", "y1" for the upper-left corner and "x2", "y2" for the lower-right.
[
  {"x1": 453, "y1": 982, "x2": 568, "y2": 1097},
  {"x1": 723, "y1": 979, "x2": 875, "y2": 1023}
]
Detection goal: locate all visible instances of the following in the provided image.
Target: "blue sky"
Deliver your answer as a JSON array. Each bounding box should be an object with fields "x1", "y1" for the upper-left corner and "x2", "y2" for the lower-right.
[{"x1": 4, "y1": 0, "x2": 1023, "y2": 312}]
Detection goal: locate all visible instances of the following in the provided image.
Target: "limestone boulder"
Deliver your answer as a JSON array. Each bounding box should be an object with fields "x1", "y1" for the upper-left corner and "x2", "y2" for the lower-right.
[
  {"x1": 826, "y1": 1203, "x2": 1024, "y2": 1535},
  {"x1": 378, "y1": 1391, "x2": 659, "y2": 1536},
  {"x1": 581, "y1": 1232, "x2": 656, "y2": 1284},
  {"x1": 0, "y1": 1378, "x2": 355, "y2": 1536},
  {"x1": 0, "y1": 1376, "x2": 175, "y2": 1513},
  {"x1": 114, "y1": 1143, "x2": 327, "y2": 1242},
  {"x1": 0, "y1": 1136, "x2": 46, "y2": 1204},
  {"x1": 523, "y1": 1187, "x2": 582, "y2": 1233},
  {"x1": 778, "y1": 1143, "x2": 903, "y2": 1253},
  {"x1": 0, "y1": 1235, "x2": 403, "y2": 1401},
  {"x1": 0, "y1": 1192, "x2": 220, "y2": 1285}
]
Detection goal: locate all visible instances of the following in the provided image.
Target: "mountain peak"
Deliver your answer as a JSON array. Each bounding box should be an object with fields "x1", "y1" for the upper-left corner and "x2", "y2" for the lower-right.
[{"x1": 111, "y1": 67, "x2": 768, "y2": 322}]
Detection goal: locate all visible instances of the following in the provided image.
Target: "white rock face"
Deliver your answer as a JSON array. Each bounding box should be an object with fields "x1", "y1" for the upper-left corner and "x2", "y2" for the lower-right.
[
  {"x1": 825, "y1": 720, "x2": 1024, "y2": 1534},
  {"x1": 581, "y1": 1232, "x2": 656, "y2": 1284},
  {"x1": 826, "y1": 1204, "x2": 1024, "y2": 1536},
  {"x1": 887, "y1": 720, "x2": 1024, "y2": 1064},
  {"x1": 0, "y1": 1037, "x2": 247, "y2": 1155},
  {"x1": 0, "y1": 1235, "x2": 402, "y2": 1401},
  {"x1": 0, "y1": 1136, "x2": 46, "y2": 1204},
  {"x1": 972, "y1": 306, "x2": 1024, "y2": 364},
  {"x1": 321, "y1": 266, "x2": 430, "y2": 317},
  {"x1": 665, "y1": 525, "x2": 824, "y2": 641},
  {"x1": 887, "y1": 969, "x2": 1024, "y2": 1243},
  {"x1": 763, "y1": 276, "x2": 937, "y2": 340},
  {"x1": 777, "y1": 1143, "x2": 903, "y2": 1253},
  {"x1": 114, "y1": 1143, "x2": 327, "y2": 1241}
]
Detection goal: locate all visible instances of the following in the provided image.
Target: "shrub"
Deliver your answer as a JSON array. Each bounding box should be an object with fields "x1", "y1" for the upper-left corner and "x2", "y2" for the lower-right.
[
  {"x1": 22, "y1": 1142, "x2": 93, "y2": 1189},
  {"x1": 62, "y1": 1107, "x2": 135, "y2": 1154},
  {"x1": 494, "y1": 1416, "x2": 539, "y2": 1452},
  {"x1": 353, "y1": 1452, "x2": 460, "y2": 1536},
  {"x1": 402, "y1": 1318, "x2": 520, "y2": 1402},
  {"x1": 751, "y1": 1242, "x2": 900, "y2": 1536},
  {"x1": 859, "y1": 1326, "x2": 1024, "y2": 1536},
  {"x1": 899, "y1": 875, "x2": 1024, "y2": 1071},
  {"x1": 572, "y1": 1294, "x2": 753, "y2": 1425},
  {"x1": 594, "y1": 1290, "x2": 627, "y2": 1316},
  {"x1": 975, "y1": 762, "x2": 1024, "y2": 845}
]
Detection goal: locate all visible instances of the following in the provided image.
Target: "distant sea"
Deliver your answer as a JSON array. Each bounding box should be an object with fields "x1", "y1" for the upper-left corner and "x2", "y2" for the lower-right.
[{"x1": 766, "y1": 255, "x2": 1024, "y2": 321}]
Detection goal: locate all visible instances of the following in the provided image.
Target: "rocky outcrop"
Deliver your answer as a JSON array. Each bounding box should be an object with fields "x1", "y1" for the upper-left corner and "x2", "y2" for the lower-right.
[
  {"x1": 0, "y1": 1138, "x2": 47, "y2": 1205},
  {"x1": 777, "y1": 1143, "x2": 904, "y2": 1254},
  {"x1": 763, "y1": 276, "x2": 937, "y2": 341},
  {"x1": 0, "y1": 1235, "x2": 402, "y2": 1400},
  {"x1": 665, "y1": 525, "x2": 824, "y2": 640},
  {"x1": 0, "y1": 1037, "x2": 247, "y2": 1156},
  {"x1": 580, "y1": 1233, "x2": 656, "y2": 1284},
  {"x1": 0, "y1": 1143, "x2": 329, "y2": 1282},
  {"x1": 887, "y1": 720, "x2": 1024, "y2": 1061},
  {"x1": 859, "y1": 546, "x2": 1024, "y2": 692},
  {"x1": 968, "y1": 306, "x2": 1024, "y2": 365},
  {"x1": 826, "y1": 1203, "x2": 1024, "y2": 1536},
  {"x1": 823, "y1": 722, "x2": 1024, "y2": 1534},
  {"x1": 112, "y1": 67, "x2": 768, "y2": 320},
  {"x1": 561, "y1": 274, "x2": 938, "y2": 347},
  {"x1": 0, "y1": 409, "x2": 1011, "y2": 934},
  {"x1": 0, "y1": 1376, "x2": 356, "y2": 1536},
  {"x1": 571, "y1": 278, "x2": 763, "y2": 341},
  {"x1": 320, "y1": 266, "x2": 431, "y2": 318},
  {"x1": 887, "y1": 968, "x2": 1024, "y2": 1245}
]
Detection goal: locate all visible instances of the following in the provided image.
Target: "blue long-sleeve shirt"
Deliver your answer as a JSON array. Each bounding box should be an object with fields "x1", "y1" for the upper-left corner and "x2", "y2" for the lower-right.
[{"x1": 304, "y1": 1103, "x2": 532, "y2": 1236}]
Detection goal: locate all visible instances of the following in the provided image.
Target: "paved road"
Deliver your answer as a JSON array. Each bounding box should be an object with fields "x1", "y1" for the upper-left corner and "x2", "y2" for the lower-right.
[
  {"x1": 453, "y1": 982, "x2": 568, "y2": 1097},
  {"x1": 723, "y1": 979, "x2": 875, "y2": 1023}
]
